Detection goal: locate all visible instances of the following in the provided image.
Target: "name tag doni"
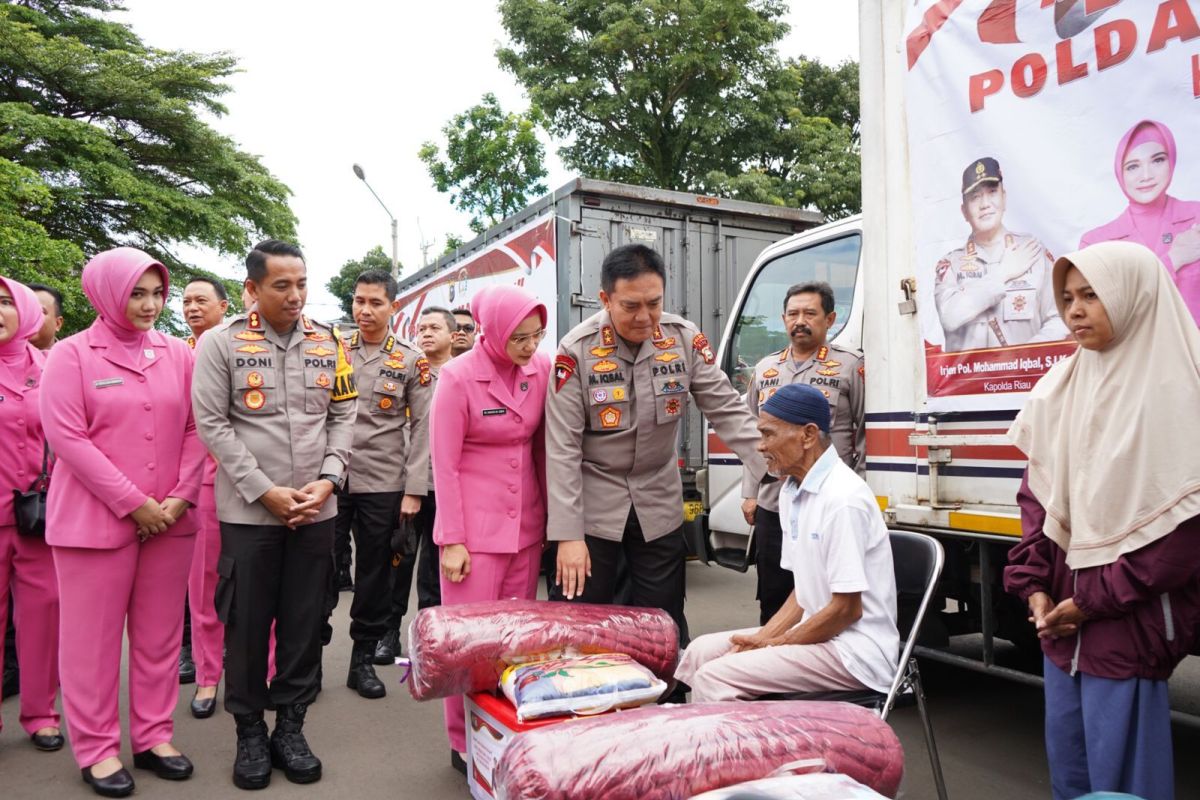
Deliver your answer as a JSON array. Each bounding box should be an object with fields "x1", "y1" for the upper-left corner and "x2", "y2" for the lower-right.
[{"x1": 93, "y1": 378, "x2": 124, "y2": 389}]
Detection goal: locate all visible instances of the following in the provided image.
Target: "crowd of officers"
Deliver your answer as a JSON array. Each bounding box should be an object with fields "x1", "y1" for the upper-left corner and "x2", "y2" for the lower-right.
[{"x1": 0, "y1": 238, "x2": 865, "y2": 795}]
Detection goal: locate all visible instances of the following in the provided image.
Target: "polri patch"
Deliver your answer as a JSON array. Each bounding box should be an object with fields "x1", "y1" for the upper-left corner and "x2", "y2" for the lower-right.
[{"x1": 554, "y1": 354, "x2": 577, "y2": 392}]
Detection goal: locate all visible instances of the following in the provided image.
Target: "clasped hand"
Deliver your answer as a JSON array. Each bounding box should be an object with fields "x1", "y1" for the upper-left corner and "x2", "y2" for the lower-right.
[
  {"x1": 1028, "y1": 591, "x2": 1086, "y2": 640},
  {"x1": 132, "y1": 496, "x2": 190, "y2": 541},
  {"x1": 261, "y1": 480, "x2": 334, "y2": 530}
]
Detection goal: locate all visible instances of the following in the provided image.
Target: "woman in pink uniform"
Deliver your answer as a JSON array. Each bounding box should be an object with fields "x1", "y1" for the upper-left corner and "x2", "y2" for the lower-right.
[
  {"x1": 1081, "y1": 119, "x2": 1200, "y2": 325},
  {"x1": 0, "y1": 275, "x2": 63, "y2": 753},
  {"x1": 430, "y1": 284, "x2": 550, "y2": 771},
  {"x1": 41, "y1": 247, "x2": 206, "y2": 797}
]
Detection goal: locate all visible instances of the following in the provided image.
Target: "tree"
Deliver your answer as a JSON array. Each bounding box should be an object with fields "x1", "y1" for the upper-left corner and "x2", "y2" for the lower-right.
[
  {"x1": 326, "y1": 246, "x2": 400, "y2": 318},
  {"x1": 0, "y1": 0, "x2": 297, "y2": 333},
  {"x1": 495, "y1": 1, "x2": 861, "y2": 218},
  {"x1": 418, "y1": 93, "x2": 548, "y2": 235},
  {"x1": 496, "y1": 0, "x2": 789, "y2": 190},
  {"x1": 701, "y1": 58, "x2": 861, "y2": 219}
]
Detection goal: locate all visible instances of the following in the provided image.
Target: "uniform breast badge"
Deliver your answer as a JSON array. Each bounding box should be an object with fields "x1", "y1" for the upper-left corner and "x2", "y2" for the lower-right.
[
  {"x1": 653, "y1": 337, "x2": 677, "y2": 350},
  {"x1": 236, "y1": 343, "x2": 268, "y2": 355},
  {"x1": 612, "y1": 386, "x2": 627, "y2": 401},
  {"x1": 589, "y1": 345, "x2": 616, "y2": 358},
  {"x1": 305, "y1": 345, "x2": 335, "y2": 357},
  {"x1": 654, "y1": 352, "x2": 680, "y2": 363},
  {"x1": 244, "y1": 389, "x2": 266, "y2": 410},
  {"x1": 598, "y1": 406, "x2": 622, "y2": 429},
  {"x1": 665, "y1": 398, "x2": 682, "y2": 415},
  {"x1": 592, "y1": 389, "x2": 608, "y2": 403},
  {"x1": 316, "y1": 373, "x2": 332, "y2": 389},
  {"x1": 379, "y1": 397, "x2": 394, "y2": 411},
  {"x1": 247, "y1": 372, "x2": 265, "y2": 388},
  {"x1": 762, "y1": 368, "x2": 779, "y2": 379},
  {"x1": 592, "y1": 359, "x2": 618, "y2": 373}
]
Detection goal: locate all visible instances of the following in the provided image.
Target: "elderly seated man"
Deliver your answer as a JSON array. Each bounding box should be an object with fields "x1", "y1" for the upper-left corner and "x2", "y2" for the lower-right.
[{"x1": 675, "y1": 383, "x2": 898, "y2": 702}]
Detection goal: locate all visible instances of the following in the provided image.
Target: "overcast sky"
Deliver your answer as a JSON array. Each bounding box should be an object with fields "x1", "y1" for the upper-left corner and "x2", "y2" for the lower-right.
[{"x1": 118, "y1": 1, "x2": 859, "y2": 318}]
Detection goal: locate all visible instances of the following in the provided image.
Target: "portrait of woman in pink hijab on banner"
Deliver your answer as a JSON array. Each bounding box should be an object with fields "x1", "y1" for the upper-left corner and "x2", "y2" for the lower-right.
[{"x1": 1080, "y1": 119, "x2": 1200, "y2": 326}]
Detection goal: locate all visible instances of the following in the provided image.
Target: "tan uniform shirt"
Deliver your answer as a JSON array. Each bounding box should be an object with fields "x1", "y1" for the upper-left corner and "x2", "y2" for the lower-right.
[
  {"x1": 545, "y1": 310, "x2": 768, "y2": 543},
  {"x1": 342, "y1": 331, "x2": 432, "y2": 495},
  {"x1": 934, "y1": 231, "x2": 1068, "y2": 352},
  {"x1": 741, "y1": 343, "x2": 865, "y2": 511},
  {"x1": 192, "y1": 310, "x2": 357, "y2": 526}
]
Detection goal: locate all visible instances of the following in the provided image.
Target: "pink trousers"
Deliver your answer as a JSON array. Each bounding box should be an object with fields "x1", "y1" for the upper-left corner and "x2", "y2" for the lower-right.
[
  {"x1": 440, "y1": 542, "x2": 542, "y2": 753},
  {"x1": 0, "y1": 525, "x2": 60, "y2": 734},
  {"x1": 54, "y1": 534, "x2": 194, "y2": 768},
  {"x1": 674, "y1": 627, "x2": 866, "y2": 702},
  {"x1": 188, "y1": 484, "x2": 224, "y2": 687}
]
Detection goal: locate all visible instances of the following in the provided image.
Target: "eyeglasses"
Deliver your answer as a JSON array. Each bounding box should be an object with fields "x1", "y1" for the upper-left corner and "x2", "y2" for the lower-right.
[
  {"x1": 456, "y1": 323, "x2": 476, "y2": 333},
  {"x1": 509, "y1": 329, "x2": 547, "y2": 347}
]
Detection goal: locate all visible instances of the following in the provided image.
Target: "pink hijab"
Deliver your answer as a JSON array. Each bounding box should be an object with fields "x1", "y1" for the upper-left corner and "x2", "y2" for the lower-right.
[
  {"x1": 471, "y1": 284, "x2": 547, "y2": 386},
  {"x1": 81, "y1": 247, "x2": 169, "y2": 344},
  {"x1": 1114, "y1": 120, "x2": 1175, "y2": 243},
  {"x1": 0, "y1": 276, "x2": 45, "y2": 367}
]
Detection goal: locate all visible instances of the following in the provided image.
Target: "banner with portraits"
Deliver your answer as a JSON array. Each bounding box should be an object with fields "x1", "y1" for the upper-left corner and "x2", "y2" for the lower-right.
[
  {"x1": 906, "y1": 0, "x2": 1200, "y2": 410},
  {"x1": 389, "y1": 213, "x2": 558, "y2": 348}
]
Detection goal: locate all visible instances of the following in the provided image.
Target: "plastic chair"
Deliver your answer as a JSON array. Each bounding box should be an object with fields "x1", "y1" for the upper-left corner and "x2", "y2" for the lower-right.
[{"x1": 759, "y1": 530, "x2": 949, "y2": 800}]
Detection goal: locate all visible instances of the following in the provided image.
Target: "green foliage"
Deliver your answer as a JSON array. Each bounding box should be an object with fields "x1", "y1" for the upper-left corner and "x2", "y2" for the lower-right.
[
  {"x1": 0, "y1": 0, "x2": 297, "y2": 334},
  {"x1": 496, "y1": 1, "x2": 861, "y2": 218},
  {"x1": 419, "y1": 93, "x2": 548, "y2": 235},
  {"x1": 326, "y1": 246, "x2": 399, "y2": 318},
  {"x1": 442, "y1": 233, "x2": 466, "y2": 256}
]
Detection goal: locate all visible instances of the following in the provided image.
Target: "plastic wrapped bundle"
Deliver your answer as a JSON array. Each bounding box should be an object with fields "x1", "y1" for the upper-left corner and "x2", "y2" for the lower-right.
[
  {"x1": 493, "y1": 701, "x2": 904, "y2": 800},
  {"x1": 689, "y1": 772, "x2": 889, "y2": 799},
  {"x1": 500, "y1": 653, "x2": 668, "y2": 720},
  {"x1": 406, "y1": 599, "x2": 679, "y2": 701}
]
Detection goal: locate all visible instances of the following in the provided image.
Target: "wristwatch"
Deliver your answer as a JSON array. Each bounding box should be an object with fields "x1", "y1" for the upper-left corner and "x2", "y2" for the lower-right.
[{"x1": 318, "y1": 473, "x2": 340, "y2": 489}]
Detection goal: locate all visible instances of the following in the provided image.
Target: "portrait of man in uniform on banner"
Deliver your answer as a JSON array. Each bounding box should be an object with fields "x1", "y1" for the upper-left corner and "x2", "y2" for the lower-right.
[{"x1": 933, "y1": 157, "x2": 1067, "y2": 353}]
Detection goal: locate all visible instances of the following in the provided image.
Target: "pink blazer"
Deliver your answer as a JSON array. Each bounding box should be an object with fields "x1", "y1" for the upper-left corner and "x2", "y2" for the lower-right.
[
  {"x1": 1080, "y1": 195, "x2": 1200, "y2": 322},
  {"x1": 0, "y1": 345, "x2": 47, "y2": 527},
  {"x1": 430, "y1": 349, "x2": 550, "y2": 554},
  {"x1": 40, "y1": 323, "x2": 206, "y2": 549}
]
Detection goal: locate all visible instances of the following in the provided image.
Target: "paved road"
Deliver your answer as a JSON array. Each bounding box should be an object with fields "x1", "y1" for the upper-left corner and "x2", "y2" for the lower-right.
[{"x1": 2, "y1": 562, "x2": 1198, "y2": 798}]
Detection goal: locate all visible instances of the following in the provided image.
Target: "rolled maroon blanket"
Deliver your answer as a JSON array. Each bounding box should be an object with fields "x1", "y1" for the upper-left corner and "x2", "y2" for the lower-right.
[
  {"x1": 493, "y1": 701, "x2": 905, "y2": 800},
  {"x1": 406, "y1": 599, "x2": 679, "y2": 701}
]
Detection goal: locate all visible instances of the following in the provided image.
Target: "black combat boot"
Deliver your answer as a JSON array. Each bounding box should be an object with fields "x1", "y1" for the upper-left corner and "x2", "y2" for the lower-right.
[
  {"x1": 271, "y1": 703, "x2": 322, "y2": 784},
  {"x1": 373, "y1": 628, "x2": 400, "y2": 665},
  {"x1": 347, "y1": 641, "x2": 386, "y2": 699},
  {"x1": 232, "y1": 712, "x2": 272, "y2": 790}
]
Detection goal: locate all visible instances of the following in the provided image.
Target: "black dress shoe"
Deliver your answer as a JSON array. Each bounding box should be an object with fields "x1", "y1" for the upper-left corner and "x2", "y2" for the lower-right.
[
  {"x1": 191, "y1": 689, "x2": 218, "y2": 719},
  {"x1": 178, "y1": 643, "x2": 196, "y2": 685},
  {"x1": 31, "y1": 730, "x2": 65, "y2": 751},
  {"x1": 450, "y1": 749, "x2": 468, "y2": 776},
  {"x1": 81, "y1": 766, "x2": 135, "y2": 798},
  {"x1": 373, "y1": 628, "x2": 399, "y2": 665},
  {"x1": 133, "y1": 749, "x2": 194, "y2": 780}
]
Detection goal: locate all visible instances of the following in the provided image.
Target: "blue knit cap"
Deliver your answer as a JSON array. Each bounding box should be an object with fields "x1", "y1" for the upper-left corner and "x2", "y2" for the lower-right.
[{"x1": 761, "y1": 383, "x2": 831, "y2": 433}]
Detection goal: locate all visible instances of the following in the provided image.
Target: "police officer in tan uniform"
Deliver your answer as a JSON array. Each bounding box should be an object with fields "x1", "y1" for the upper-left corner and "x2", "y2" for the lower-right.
[
  {"x1": 934, "y1": 157, "x2": 1069, "y2": 352},
  {"x1": 547, "y1": 244, "x2": 768, "y2": 650},
  {"x1": 321, "y1": 270, "x2": 432, "y2": 700},
  {"x1": 740, "y1": 281, "x2": 864, "y2": 624},
  {"x1": 192, "y1": 240, "x2": 356, "y2": 791}
]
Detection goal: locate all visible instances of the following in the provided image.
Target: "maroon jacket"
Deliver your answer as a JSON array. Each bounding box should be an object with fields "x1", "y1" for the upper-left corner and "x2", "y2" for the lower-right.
[{"x1": 1003, "y1": 473, "x2": 1200, "y2": 681}]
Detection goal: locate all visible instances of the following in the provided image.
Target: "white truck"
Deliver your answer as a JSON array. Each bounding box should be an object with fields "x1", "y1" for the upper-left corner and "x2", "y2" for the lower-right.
[{"x1": 703, "y1": 0, "x2": 1200, "y2": 712}]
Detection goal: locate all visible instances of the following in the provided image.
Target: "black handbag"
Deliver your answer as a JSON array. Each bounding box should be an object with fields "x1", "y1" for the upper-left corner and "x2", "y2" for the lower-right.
[
  {"x1": 12, "y1": 441, "x2": 50, "y2": 538},
  {"x1": 390, "y1": 517, "x2": 421, "y2": 558}
]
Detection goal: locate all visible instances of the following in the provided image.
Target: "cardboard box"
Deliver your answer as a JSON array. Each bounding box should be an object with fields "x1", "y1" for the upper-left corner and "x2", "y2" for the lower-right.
[{"x1": 465, "y1": 692, "x2": 579, "y2": 800}]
